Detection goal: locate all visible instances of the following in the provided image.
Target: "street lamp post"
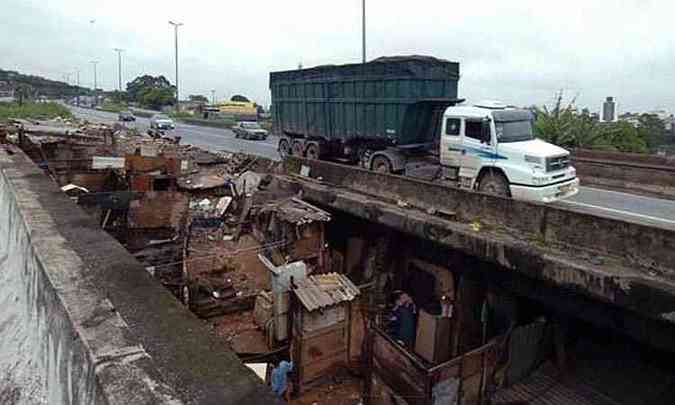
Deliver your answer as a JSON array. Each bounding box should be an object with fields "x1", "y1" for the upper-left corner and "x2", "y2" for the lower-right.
[
  {"x1": 91, "y1": 61, "x2": 99, "y2": 106},
  {"x1": 75, "y1": 69, "x2": 80, "y2": 106},
  {"x1": 211, "y1": 90, "x2": 216, "y2": 104},
  {"x1": 362, "y1": 0, "x2": 366, "y2": 63},
  {"x1": 169, "y1": 20, "x2": 183, "y2": 112},
  {"x1": 113, "y1": 48, "x2": 124, "y2": 92}
]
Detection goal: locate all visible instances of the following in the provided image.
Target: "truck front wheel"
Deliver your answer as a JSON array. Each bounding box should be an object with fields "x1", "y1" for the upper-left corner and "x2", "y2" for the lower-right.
[
  {"x1": 371, "y1": 156, "x2": 392, "y2": 174},
  {"x1": 306, "y1": 143, "x2": 320, "y2": 160},
  {"x1": 278, "y1": 139, "x2": 291, "y2": 157},
  {"x1": 478, "y1": 171, "x2": 511, "y2": 197}
]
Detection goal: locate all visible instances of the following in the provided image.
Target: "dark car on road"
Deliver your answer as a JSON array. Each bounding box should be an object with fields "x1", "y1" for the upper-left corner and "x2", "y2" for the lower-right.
[
  {"x1": 232, "y1": 121, "x2": 268, "y2": 140},
  {"x1": 118, "y1": 111, "x2": 136, "y2": 122}
]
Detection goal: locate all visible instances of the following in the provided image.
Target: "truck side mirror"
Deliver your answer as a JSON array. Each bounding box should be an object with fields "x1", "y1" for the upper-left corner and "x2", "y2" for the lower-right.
[{"x1": 481, "y1": 120, "x2": 491, "y2": 144}]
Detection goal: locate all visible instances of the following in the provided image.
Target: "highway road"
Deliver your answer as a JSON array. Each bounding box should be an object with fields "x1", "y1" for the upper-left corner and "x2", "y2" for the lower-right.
[
  {"x1": 69, "y1": 106, "x2": 280, "y2": 160},
  {"x1": 69, "y1": 106, "x2": 675, "y2": 227}
]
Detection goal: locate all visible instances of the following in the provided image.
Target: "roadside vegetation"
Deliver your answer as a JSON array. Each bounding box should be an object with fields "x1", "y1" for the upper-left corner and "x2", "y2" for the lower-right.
[
  {"x1": 0, "y1": 101, "x2": 72, "y2": 123},
  {"x1": 98, "y1": 102, "x2": 126, "y2": 113},
  {"x1": 180, "y1": 117, "x2": 235, "y2": 129},
  {"x1": 534, "y1": 93, "x2": 666, "y2": 153}
]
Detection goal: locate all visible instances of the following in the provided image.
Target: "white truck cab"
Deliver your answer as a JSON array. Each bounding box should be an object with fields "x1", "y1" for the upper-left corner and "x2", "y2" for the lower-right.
[{"x1": 440, "y1": 101, "x2": 579, "y2": 203}]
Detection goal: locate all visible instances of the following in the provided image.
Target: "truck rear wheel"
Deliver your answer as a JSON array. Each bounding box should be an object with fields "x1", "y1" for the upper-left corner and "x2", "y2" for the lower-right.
[
  {"x1": 291, "y1": 140, "x2": 304, "y2": 157},
  {"x1": 371, "y1": 156, "x2": 392, "y2": 174},
  {"x1": 278, "y1": 139, "x2": 291, "y2": 158},
  {"x1": 306, "y1": 143, "x2": 320, "y2": 160},
  {"x1": 478, "y1": 171, "x2": 511, "y2": 197}
]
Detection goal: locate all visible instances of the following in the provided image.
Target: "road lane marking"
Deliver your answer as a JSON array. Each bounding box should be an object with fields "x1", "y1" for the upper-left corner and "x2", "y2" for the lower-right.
[
  {"x1": 579, "y1": 186, "x2": 674, "y2": 203},
  {"x1": 560, "y1": 200, "x2": 675, "y2": 225}
]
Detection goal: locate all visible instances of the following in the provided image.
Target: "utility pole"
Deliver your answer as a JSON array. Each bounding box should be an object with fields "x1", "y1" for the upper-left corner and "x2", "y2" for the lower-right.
[
  {"x1": 91, "y1": 61, "x2": 99, "y2": 106},
  {"x1": 169, "y1": 20, "x2": 183, "y2": 112},
  {"x1": 211, "y1": 89, "x2": 216, "y2": 104},
  {"x1": 75, "y1": 69, "x2": 80, "y2": 107},
  {"x1": 362, "y1": 0, "x2": 366, "y2": 63},
  {"x1": 113, "y1": 48, "x2": 124, "y2": 91}
]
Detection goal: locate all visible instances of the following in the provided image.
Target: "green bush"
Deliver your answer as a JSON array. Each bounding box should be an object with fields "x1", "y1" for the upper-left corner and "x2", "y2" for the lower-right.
[
  {"x1": 130, "y1": 109, "x2": 153, "y2": 118},
  {"x1": 168, "y1": 111, "x2": 193, "y2": 120},
  {"x1": 0, "y1": 102, "x2": 72, "y2": 123},
  {"x1": 179, "y1": 117, "x2": 235, "y2": 129},
  {"x1": 98, "y1": 103, "x2": 126, "y2": 113},
  {"x1": 534, "y1": 94, "x2": 649, "y2": 154}
]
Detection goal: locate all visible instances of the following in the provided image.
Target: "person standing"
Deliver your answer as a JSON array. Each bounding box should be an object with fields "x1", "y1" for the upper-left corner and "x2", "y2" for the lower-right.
[{"x1": 271, "y1": 360, "x2": 294, "y2": 401}]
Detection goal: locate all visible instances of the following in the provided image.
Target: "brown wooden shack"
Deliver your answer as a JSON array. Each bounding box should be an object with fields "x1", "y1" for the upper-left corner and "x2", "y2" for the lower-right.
[{"x1": 290, "y1": 273, "x2": 360, "y2": 393}]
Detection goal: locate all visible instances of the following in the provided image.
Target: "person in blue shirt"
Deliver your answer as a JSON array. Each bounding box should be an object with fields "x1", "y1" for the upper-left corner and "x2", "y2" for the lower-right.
[
  {"x1": 388, "y1": 291, "x2": 417, "y2": 348},
  {"x1": 271, "y1": 360, "x2": 294, "y2": 400}
]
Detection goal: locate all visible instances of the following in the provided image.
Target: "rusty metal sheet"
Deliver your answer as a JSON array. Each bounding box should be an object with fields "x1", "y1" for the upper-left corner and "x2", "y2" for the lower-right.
[{"x1": 127, "y1": 191, "x2": 188, "y2": 229}]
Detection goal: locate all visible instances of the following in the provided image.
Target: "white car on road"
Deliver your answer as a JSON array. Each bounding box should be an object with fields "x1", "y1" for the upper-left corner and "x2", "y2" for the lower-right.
[{"x1": 150, "y1": 114, "x2": 176, "y2": 130}]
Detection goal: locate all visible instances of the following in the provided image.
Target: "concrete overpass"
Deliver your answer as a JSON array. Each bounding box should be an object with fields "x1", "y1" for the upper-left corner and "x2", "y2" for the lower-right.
[
  {"x1": 281, "y1": 157, "x2": 675, "y2": 351},
  {"x1": 0, "y1": 147, "x2": 276, "y2": 404}
]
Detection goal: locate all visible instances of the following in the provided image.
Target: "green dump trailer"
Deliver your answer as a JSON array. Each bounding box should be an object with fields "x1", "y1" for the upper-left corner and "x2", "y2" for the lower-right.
[{"x1": 270, "y1": 56, "x2": 461, "y2": 164}]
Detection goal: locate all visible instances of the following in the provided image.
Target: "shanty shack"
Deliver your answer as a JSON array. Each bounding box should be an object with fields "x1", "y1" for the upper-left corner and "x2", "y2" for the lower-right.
[
  {"x1": 253, "y1": 197, "x2": 331, "y2": 270},
  {"x1": 290, "y1": 273, "x2": 360, "y2": 393}
]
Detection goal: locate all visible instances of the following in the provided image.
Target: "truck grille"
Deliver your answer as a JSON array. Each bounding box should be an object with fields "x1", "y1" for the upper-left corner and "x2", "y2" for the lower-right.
[{"x1": 546, "y1": 155, "x2": 570, "y2": 172}]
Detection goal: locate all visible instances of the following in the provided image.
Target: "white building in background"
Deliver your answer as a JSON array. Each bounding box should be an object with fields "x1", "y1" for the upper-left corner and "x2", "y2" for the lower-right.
[
  {"x1": 0, "y1": 81, "x2": 14, "y2": 102},
  {"x1": 600, "y1": 97, "x2": 618, "y2": 122},
  {"x1": 648, "y1": 109, "x2": 674, "y2": 132}
]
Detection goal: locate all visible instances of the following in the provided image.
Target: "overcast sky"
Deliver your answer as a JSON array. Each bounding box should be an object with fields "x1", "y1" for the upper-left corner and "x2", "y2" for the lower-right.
[{"x1": 2, "y1": 0, "x2": 675, "y2": 112}]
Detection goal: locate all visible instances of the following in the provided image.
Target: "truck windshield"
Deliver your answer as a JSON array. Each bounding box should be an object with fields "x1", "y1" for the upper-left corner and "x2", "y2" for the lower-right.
[{"x1": 495, "y1": 120, "x2": 534, "y2": 143}]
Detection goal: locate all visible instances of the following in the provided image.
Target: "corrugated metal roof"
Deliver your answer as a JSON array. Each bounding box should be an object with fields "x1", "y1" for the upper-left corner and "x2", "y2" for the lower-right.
[
  {"x1": 260, "y1": 198, "x2": 331, "y2": 225},
  {"x1": 293, "y1": 273, "x2": 359, "y2": 312}
]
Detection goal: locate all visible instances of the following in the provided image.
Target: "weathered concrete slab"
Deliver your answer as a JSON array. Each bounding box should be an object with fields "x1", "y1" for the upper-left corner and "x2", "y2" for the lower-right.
[
  {"x1": 0, "y1": 146, "x2": 277, "y2": 404},
  {"x1": 281, "y1": 157, "x2": 675, "y2": 326},
  {"x1": 572, "y1": 149, "x2": 675, "y2": 199}
]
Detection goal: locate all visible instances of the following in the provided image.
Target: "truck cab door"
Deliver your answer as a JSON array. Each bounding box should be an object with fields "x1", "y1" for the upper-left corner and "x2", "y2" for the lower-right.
[
  {"x1": 460, "y1": 119, "x2": 494, "y2": 182},
  {"x1": 440, "y1": 117, "x2": 462, "y2": 167}
]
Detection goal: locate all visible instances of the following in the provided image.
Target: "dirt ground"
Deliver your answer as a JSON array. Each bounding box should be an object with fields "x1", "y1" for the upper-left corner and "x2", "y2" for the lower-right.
[
  {"x1": 211, "y1": 310, "x2": 269, "y2": 353},
  {"x1": 293, "y1": 373, "x2": 363, "y2": 405},
  {"x1": 188, "y1": 230, "x2": 271, "y2": 295}
]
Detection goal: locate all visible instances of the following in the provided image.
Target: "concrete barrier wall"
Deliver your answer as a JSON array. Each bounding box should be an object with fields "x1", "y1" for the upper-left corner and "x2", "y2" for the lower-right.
[
  {"x1": 0, "y1": 171, "x2": 99, "y2": 403},
  {"x1": 0, "y1": 148, "x2": 276, "y2": 404},
  {"x1": 572, "y1": 149, "x2": 675, "y2": 198},
  {"x1": 286, "y1": 157, "x2": 675, "y2": 272}
]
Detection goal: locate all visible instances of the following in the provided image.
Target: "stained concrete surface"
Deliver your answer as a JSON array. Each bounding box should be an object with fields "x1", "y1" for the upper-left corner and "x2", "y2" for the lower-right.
[
  {"x1": 0, "y1": 146, "x2": 277, "y2": 404},
  {"x1": 279, "y1": 157, "x2": 675, "y2": 351}
]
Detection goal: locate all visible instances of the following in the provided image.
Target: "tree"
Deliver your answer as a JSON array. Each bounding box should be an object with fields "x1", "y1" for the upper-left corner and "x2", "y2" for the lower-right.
[
  {"x1": 534, "y1": 91, "x2": 648, "y2": 153},
  {"x1": 126, "y1": 75, "x2": 175, "y2": 109},
  {"x1": 139, "y1": 87, "x2": 175, "y2": 110},
  {"x1": 230, "y1": 94, "x2": 250, "y2": 103},
  {"x1": 189, "y1": 94, "x2": 209, "y2": 103},
  {"x1": 14, "y1": 83, "x2": 34, "y2": 106},
  {"x1": 636, "y1": 113, "x2": 666, "y2": 151},
  {"x1": 109, "y1": 90, "x2": 128, "y2": 104}
]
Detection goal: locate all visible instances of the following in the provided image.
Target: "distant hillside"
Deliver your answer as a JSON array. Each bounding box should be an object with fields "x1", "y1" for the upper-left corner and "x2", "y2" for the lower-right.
[{"x1": 0, "y1": 68, "x2": 91, "y2": 99}]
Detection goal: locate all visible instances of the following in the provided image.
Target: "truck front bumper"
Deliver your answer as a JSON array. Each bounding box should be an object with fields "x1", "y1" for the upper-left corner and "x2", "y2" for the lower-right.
[{"x1": 510, "y1": 177, "x2": 580, "y2": 203}]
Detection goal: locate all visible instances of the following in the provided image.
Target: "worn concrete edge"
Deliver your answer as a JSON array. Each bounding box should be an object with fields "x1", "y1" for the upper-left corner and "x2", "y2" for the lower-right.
[
  {"x1": 280, "y1": 175, "x2": 675, "y2": 326},
  {"x1": 574, "y1": 161, "x2": 675, "y2": 200},
  {"x1": 285, "y1": 156, "x2": 675, "y2": 270},
  {"x1": 0, "y1": 147, "x2": 276, "y2": 404}
]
